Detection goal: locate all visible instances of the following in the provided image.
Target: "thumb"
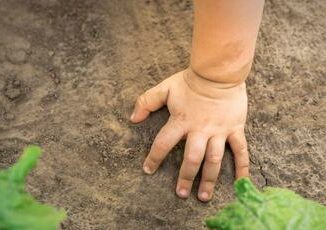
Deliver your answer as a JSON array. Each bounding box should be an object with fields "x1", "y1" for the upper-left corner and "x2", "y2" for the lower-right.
[{"x1": 130, "y1": 83, "x2": 169, "y2": 123}]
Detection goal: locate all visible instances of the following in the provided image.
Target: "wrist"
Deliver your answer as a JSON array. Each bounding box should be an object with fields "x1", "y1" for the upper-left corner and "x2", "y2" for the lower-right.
[
  {"x1": 190, "y1": 59, "x2": 252, "y2": 86},
  {"x1": 183, "y1": 68, "x2": 247, "y2": 99}
]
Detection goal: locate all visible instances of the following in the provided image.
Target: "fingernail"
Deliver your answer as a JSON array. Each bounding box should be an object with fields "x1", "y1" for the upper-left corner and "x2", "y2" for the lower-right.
[
  {"x1": 143, "y1": 165, "x2": 152, "y2": 174},
  {"x1": 130, "y1": 112, "x2": 135, "y2": 121},
  {"x1": 178, "y1": 189, "x2": 188, "y2": 198},
  {"x1": 200, "y1": 192, "x2": 209, "y2": 201}
]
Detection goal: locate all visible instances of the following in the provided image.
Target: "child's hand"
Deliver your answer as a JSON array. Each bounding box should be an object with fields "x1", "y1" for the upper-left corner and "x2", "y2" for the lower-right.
[{"x1": 130, "y1": 69, "x2": 249, "y2": 202}]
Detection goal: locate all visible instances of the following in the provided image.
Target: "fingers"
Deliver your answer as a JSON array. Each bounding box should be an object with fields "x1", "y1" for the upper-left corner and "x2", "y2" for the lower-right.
[
  {"x1": 130, "y1": 83, "x2": 169, "y2": 123},
  {"x1": 143, "y1": 118, "x2": 185, "y2": 174},
  {"x1": 176, "y1": 132, "x2": 208, "y2": 199},
  {"x1": 228, "y1": 129, "x2": 249, "y2": 179},
  {"x1": 198, "y1": 137, "x2": 225, "y2": 202}
]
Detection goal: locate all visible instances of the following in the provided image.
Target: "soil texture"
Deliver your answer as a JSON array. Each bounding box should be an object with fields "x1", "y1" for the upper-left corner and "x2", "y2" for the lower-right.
[{"x1": 0, "y1": 0, "x2": 325, "y2": 229}]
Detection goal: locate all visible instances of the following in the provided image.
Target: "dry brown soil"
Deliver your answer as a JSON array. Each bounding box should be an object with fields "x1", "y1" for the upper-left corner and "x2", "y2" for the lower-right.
[{"x1": 0, "y1": 0, "x2": 325, "y2": 229}]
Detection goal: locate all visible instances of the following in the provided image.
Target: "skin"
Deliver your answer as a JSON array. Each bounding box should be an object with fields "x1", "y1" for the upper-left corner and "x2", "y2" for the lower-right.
[{"x1": 131, "y1": 0, "x2": 265, "y2": 202}]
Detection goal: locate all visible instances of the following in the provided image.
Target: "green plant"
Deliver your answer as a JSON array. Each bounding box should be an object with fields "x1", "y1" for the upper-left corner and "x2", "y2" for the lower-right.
[
  {"x1": 206, "y1": 177, "x2": 326, "y2": 230},
  {"x1": 0, "y1": 145, "x2": 66, "y2": 230}
]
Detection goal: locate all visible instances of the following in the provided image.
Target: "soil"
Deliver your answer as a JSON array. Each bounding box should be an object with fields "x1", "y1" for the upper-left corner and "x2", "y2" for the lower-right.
[{"x1": 0, "y1": 0, "x2": 325, "y2": 229}]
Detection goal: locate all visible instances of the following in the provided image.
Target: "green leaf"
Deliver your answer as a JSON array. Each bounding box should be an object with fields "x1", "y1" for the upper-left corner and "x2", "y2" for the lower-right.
[
  {"x1": 206, "y1": 177, "x2": 326, "y2": 230},
  {"x1": 0, "y1": 145, "x2": 66, "y2": 230}
]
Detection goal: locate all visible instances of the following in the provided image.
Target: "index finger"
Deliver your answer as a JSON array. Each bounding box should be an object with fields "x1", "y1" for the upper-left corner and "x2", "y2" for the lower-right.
[{"x1": 143, "y1": 118, "x2": 185, "y2": 174}]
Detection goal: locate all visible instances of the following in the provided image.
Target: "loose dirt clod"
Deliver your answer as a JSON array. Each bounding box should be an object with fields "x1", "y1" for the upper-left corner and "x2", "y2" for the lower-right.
[
  {"x1": 4, "y1": 79, "x2": 22, "y2": 100},
  {"x1": 6, "y1": 49, "x2": 27, "y2": 64}
]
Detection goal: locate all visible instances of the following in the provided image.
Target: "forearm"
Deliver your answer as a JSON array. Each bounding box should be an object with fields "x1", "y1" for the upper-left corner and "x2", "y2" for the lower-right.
[{"x1": 191, "y1": 0, "x2": 264, "y2": 86}]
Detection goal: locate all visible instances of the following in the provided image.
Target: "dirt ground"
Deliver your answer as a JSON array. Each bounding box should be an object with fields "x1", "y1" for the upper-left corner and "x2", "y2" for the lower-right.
[{"x1": 0, "y1": 0, "x2": 325, "y2": 229}]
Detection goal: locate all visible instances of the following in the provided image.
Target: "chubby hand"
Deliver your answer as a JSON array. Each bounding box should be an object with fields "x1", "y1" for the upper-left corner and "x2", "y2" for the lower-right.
[{"x1": 130, "y1": 69, "x2": 249, "y2": 202}]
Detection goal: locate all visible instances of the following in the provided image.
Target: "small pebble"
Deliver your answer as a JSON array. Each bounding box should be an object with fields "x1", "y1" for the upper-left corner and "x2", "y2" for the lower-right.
[
  {"x1": 13, "y1": 80, "x2": 21, "y2": 87},
  {"x1": 48, "y1": 51, "x2": 55, "y2": 56}
]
